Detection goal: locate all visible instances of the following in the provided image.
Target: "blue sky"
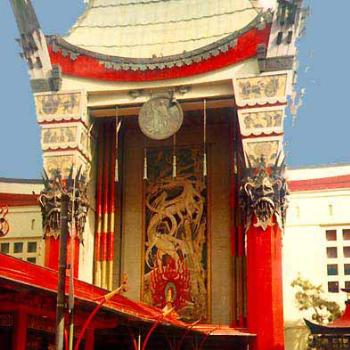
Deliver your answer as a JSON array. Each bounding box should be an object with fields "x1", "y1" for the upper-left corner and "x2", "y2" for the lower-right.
[{"x1": 0, "y1": 0, "x2": 349, "y2": 178}]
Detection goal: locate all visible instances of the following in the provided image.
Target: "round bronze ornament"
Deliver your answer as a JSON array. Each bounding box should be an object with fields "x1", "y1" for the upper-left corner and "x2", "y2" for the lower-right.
[{"x1": 138, "y1": 97, "x2": 183, "y2": 140}]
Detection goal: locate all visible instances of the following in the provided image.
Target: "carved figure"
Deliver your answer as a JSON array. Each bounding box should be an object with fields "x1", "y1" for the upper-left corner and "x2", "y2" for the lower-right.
[
  {"x1": 39, "y1": 167, "x2": 89, "y2": 241},
  {"x1": 240, "y1": 155, "x2": 288, "y2": 232}
]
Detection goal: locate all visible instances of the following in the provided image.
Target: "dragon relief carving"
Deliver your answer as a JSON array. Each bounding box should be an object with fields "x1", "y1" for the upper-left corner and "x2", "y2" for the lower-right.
[
  {"x1": 143, "y1": 148, "x2": 207, "y2": 322},
  {"x1": 240, "y1": 156, "x2": 288, "y2": 232},
  {"x1": 39, "y1": 167, "x2": 89, "y2": 241}
]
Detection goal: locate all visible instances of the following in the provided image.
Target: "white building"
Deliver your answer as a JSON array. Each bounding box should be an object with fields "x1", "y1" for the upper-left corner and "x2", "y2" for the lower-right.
[
  {"x1": 284, "y1": 163, "x2": 350, "y2": 350},
  {"x1": 0, "y1": 178, "x2": 44, "y2": 265}
]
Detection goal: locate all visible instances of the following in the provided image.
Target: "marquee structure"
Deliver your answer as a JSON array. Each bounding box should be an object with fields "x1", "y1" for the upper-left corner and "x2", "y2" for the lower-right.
[{"x1": 8, "y1": 0, "x2": 306, "y2": 349}]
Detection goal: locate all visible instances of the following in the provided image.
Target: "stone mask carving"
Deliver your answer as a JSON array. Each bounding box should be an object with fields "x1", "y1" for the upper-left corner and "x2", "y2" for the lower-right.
[
  {"x1": 39, "y1": 167, "x2": 89, "y2": 241},
  {"x1": 240, "y1": 156, "x2": 288, "y2": 232}
]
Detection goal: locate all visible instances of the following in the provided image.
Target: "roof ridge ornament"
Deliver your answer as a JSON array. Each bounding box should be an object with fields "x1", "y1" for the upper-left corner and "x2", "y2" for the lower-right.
[{"x1": 9, "y1": 0, "x2": 60, "y2": 92}]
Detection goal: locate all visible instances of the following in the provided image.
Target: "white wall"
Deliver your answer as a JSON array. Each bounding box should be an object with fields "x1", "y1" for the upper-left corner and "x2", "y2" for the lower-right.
[{"x1": 284, "y1": 165, "x2": 350, "y2": 350}]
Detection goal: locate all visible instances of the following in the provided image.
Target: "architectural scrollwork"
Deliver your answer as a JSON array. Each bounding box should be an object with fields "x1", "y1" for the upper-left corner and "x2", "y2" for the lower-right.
[
  {"x1": 240, "y1": 156, "x2": 288, "y2": 232},
  {"x1": 39, "y1": 168, "x2": 89, "y2": 241},
  {"x1": 0, "y1": 206, "x2": 10, "y2": 237}
]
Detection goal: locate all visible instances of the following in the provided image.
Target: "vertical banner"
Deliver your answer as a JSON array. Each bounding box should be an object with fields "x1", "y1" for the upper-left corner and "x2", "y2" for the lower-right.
[{"x1": 143, "y1": 147, "x2": 208, "y2": 321}]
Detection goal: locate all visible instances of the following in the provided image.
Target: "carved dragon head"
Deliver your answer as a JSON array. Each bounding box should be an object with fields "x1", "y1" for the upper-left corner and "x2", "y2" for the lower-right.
[
  {"x1": 240, "y1": 154, "x2": 288, "y2": 232},
  {"x1": 39, "y1": 166, "x2": 89, "y2": 241}
]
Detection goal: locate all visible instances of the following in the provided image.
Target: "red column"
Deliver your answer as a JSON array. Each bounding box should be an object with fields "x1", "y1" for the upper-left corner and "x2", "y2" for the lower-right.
[
  {"x1": 246, "y1": 215, "x2": 284, "y2": 350},
  {"x1": 12, "y1": 310, "x2": 27, "y2": 350}
]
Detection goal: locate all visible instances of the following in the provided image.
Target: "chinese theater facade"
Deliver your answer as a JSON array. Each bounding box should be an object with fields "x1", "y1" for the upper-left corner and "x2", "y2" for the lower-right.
[{"x1": 10, "y1": 1, "x2": 305, "y2": 349}]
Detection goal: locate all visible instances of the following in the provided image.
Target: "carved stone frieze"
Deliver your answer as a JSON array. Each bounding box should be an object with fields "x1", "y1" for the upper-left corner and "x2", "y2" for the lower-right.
[
  {"x1": 233, "y1": 72, "x2": 290, "y2": 107},
  {"x1": 240, "y1": 157, "x2": 288, "y2": 232},
  {"x1": 41, "y1": 123, "x2": 91, "y2": 160},
  {"x1": 242, "y1": 136, "x2": 283, "y2": 168},
  {"x1": 34, "y1": 90, "x2": 87, "y2": 124},
  {"x1": 39, "y1": 168, "x2": 89, "y2": 241},
  {"x1": 238, "y1": 106, "x2": 285, "y2": 136}
]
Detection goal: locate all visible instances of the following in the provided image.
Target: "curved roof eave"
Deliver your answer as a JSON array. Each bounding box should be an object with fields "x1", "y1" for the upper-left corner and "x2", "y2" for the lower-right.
[
  {"x1": 64, "y1": 0, "x2": 262, "y2": 58},
  {"x1": 48, "y1": 12, "x2": 272, "y2": 72}
]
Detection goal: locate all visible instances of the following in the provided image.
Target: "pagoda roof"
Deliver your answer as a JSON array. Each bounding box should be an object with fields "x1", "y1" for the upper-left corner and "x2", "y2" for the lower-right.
[
  {"x1": 305, "y1": 298, "x2": 350, "y2": 335},
  {"x1": 0, "y1": 253, "x2": 254, "y2": 338},
  {"x1": 64, "y1": 0, "x2": 261, "y2": 58}
]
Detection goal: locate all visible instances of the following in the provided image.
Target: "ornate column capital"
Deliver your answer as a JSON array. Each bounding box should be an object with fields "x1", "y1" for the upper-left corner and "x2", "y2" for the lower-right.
[
  {"x1": 240, "y1": 156, "x2": 288, "y2": 232},
  {"x1": 39, "y1": 168, "x2": 89, "y2": 242}
]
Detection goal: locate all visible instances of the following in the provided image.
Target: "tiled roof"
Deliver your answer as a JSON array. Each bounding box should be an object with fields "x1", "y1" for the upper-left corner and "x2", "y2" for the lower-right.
[
  {"x1": 0, "y1": 253, "x2": 254, "y2": 337},
  {"x1": 64, "y1": 0, "x2": 260, "y2": 57}
]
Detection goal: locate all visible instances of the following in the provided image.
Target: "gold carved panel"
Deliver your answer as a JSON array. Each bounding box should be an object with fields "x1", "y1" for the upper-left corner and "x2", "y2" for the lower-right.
[{"x1": 143, "y1": 147, "x2": 208, "y2": 322}]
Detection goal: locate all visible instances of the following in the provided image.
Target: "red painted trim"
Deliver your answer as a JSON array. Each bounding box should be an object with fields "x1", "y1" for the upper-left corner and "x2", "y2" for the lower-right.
[
  {"x1": 288, "y1": 174, "x2": 350, "y2": 192},
  {"x1": 48, "y1": 25, "x2": 271, "y2": 82},
  {"x1": 0, "y1": 193, "x2": 38, "y2": 207}
]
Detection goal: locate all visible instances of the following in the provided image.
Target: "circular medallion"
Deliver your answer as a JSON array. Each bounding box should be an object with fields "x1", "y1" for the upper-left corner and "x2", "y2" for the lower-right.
[{"x1": 139, "y1": 97, "x2": 183, "y2": 140}]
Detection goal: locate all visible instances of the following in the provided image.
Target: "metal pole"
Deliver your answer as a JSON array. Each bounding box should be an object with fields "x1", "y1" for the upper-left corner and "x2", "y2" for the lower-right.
[
  {"x1": 55, "y1": 193, "x2": 70, "y2": 350},
  {"x1": 69, "y1": 174, "x2": 76, "y2": 350}
]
